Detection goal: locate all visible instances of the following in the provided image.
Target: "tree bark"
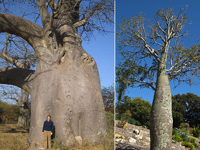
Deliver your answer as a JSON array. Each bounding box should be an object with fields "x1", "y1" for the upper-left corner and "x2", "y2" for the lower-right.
[
  {"x1": 17, "y1": 89, "x2": 30, "y2": 127},
  {"x1": 150, "y1": 49, "x2": 173, "y2": 150},
  {"x1": 28, "y1": 45, "x2": 108, "y2": 149},
  {"x1": 0, "y1": 67, "x2": 34, "y2": 94}
]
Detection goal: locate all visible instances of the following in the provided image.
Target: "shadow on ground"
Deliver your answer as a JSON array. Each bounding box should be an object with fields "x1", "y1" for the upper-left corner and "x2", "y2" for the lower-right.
[{"x1": 0, "y1": 124, "x2": 29, "y2": 133}]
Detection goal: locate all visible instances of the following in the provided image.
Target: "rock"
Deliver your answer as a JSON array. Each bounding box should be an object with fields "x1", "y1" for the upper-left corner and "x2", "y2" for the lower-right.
[
  {"x1": 135, "y1": 130, "x2": 143, "y2": 140},
  {"x1": 145, "y1": 137, "x2": 150, "y2": 141},
  {"x1": 120, "y1": 139, "x2": 126, "y2": 143},
  {"x1": 115, "y1": 134, "x2": 125, "y2": 139},
  {"x1": 139, "y1": 140, "x2": 150, "y2": 146},
  {"x1": 75, "y1": 136, "x2": 82, "y2": 145},
  {"x1": 115, "y1": 138, "x2": 126, "y2": 143},
  {"x1": 133, "y1": 129, "x2": 140, "y2": 135},
  {"x1": 128, "y1": 137, "x2": 136, "y2": 145},
  {"x1": 115, "y1": 138, "x2": 122, "y2": 142}
]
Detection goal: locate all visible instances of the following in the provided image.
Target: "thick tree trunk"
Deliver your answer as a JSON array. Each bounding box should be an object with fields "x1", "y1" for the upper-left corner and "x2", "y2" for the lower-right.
[
  {"x1": 150, "y1": 53, "x2": 173, "y2": 149},
  {"x1": 17, "y1": 89, "x2": 30, "y2": 127},
  {"x1": 28, "y1": 45, "x2": 108, "y2": 149}
]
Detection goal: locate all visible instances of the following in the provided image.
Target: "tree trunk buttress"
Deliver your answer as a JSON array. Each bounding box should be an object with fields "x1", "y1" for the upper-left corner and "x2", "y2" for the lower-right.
[
  {"x1": 28, "y1": 44, "x2": 108, "y2": 149},
  {"x1": 17, "y1": 89, "x2": 30, "y2": 127}
]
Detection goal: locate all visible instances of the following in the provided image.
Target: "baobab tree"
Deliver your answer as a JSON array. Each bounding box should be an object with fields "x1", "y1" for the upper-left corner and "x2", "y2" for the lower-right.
[
  {"x1": 117, "y1": 7, "x2": 200, "y2": 150},
  {"x1": 0, "y1": 0, "x2": 113, "y2": 149}
]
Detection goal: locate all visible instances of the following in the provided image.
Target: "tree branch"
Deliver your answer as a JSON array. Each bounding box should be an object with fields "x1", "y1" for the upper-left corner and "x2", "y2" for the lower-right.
[
  {"x1": 0, "y1": 13, "x2": 43, "y2": 49},
  {"x1": 0, "y1": 52, "x2": 25, "y2": 68},
  {"x1": 74, "y1": 2, "x2": 103, "y2": 28},
  {"x1": 37, "y1": 0, "x2": 50, "y2": 31},
  {"x1": 0, "y1": 67, "x2": 35, "y2": 94}
]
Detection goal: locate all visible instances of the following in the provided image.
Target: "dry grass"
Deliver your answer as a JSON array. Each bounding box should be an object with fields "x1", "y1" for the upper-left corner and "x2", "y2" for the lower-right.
[
  {"x1": 0, "y1": 112, "x2": 114, "y2": 150},
  {"x1": 0, "y1": 124, "x2": 29, "y2": 150}
]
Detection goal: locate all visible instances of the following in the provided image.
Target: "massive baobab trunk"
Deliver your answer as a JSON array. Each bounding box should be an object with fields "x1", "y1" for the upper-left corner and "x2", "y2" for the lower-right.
[
  {"x1": 0, "y1": 0, "x2": 109, "y2": 149},
  {"x1": 28, "y1": 40, "x2": 108, "y2": 149},
  {"x1": 150, "y1": 50, "x2": 173, "y2": 150},
  {"x1": 17, "y1": 89, "x2": 30, "y2": 127}
]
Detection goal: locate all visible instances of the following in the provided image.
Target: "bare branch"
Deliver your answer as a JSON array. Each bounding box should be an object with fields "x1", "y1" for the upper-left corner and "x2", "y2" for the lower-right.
[
  {"x1": 74, "y1": 2, "x2": 104, "y2": 28},
  {"x1": 0, "y1": 67, "x2": 35, "y2": 94},
  {"x1": 37, "y1": 0, "x2": 50, "y2": 31},
  {"x1": 0, "y1": 13, "x2": 43, "y2": 49}
]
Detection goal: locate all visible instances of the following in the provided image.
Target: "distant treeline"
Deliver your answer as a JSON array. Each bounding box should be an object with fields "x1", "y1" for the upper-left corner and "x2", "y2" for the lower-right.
[
  {"x1": 116, "y1": 93, "x2": 200, "y2": 128},
  {"x1": 0, "y1": 101, "x2": 19, "y2": 124}
]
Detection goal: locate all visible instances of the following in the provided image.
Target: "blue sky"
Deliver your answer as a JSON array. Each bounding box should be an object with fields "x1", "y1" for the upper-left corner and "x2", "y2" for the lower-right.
[
  {"x1": 82, "y1": 33, "x2": 114, "y2": 87},
  {"x1": 116, "y1": 0, "x2": 200, "y2": 103}
]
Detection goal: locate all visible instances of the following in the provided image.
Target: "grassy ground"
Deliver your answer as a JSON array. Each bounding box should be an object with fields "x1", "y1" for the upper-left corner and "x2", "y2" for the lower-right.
[{"x1": 0, "y1": 111, "x2": 114, "y2": 150}]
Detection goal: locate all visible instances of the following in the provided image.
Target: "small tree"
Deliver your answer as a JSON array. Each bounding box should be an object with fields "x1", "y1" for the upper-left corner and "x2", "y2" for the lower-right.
[
  {"x1": 117, "y1": 7, "x2": 200, "y2": 150},
  {"x1": 101, "y1": 85, "x2": 114, "y2": 113}
]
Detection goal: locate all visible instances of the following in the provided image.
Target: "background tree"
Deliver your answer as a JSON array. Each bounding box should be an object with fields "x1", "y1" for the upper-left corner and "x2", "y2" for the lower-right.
[
  {"x1": 0, "y1": 0, "x2": 113, "y2": 148},
  {"x1": 0, "y1": 33, "x2": 35, "y2": 127},
  {"x1": 101, "y1": 85, "x2": 114, "y2": 113},
  {"x1": 0, "y1": 85, "x2": 31, "y2": 127},
  {"x1": 0, "y1": 100, "x2": 20, "y2": 124},
  {"x1": 117, "y1": 7, "x2": 200, "y2": 150},
  {"x1": 116, "y1": 96, "x2": 151, "y2": 128},
  {"x1": 172, "y1": 93, "x2": 200, "y2": 128}
]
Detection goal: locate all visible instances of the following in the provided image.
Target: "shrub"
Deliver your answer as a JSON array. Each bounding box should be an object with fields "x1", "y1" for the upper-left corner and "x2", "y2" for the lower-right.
[
  {"x1": 181, "y1": 141, "x2": 193, "y2": 150},
  {"x1": 188, "y1": 137, "x2": 195, "y2": 144},
  {"x1": 193, "y1": 143, "x2": 198, "y2": 148},
  {"x1": 180, "y1": 123, "x2": 190, "y2": 129},
  {"x1": 192, "y1": 127, "x2": 200, "y2": 138},
  {"x1": 176, "y1": 128, "x2": 190, "y2": 142},
  {"x1": 172, "y1": 135, "x2": 183, "y2": 142}
]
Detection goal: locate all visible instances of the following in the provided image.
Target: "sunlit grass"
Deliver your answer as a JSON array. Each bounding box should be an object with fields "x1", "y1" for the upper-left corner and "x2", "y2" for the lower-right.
[{"x1": 0, "y1": 111, "x2": 114, "y2": 150}]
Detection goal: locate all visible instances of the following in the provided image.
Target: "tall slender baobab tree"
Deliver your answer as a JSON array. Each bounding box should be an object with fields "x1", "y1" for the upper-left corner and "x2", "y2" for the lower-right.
[
  {"x1": 0, "y1": 0, "x2": 113, "y2": 149},
  {"x1": 117, "y1": 7, "x2": 200, "y2": 150}
]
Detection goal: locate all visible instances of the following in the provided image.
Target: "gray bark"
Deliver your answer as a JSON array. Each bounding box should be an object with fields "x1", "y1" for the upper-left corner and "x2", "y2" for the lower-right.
[
  {"x1": 150, "y1": 45, "x2": 173, "y2": 150},
  {"x1": 17, "y1": 89, "x2": 30, "y2": 127},
  {"x1": 28, "y1": 44, "x2": 108, "y2": 149}
]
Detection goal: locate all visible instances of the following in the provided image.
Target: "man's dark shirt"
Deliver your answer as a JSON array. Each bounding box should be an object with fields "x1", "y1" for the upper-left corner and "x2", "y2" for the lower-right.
[{"x1": 42, "y1": 120, "x2": 53, "y2": 133}]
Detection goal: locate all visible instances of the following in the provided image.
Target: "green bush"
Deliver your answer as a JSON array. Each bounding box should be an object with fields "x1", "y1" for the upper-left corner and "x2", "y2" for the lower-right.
[
  {"x1": 181, "y1": 141, "x2": 193, "y2": 150},
  {"x1": 180, "y1": 123, "x2": 190, "y2": 129},
  {"x1": 188, "y1": 137, "x2": 195, "y2": 144},
  {"x1": 193, "y1": 143, "x2": 198, "y2": 148},
  {"x1": 175, "y1": 128, "x2": 190, "y2": 142},
  {"x1": 192, "y1": 127, "x2": 200, "y2": 138},
  {"x1": 172, "y1": 135, "x2": 183, "y2": 142}
]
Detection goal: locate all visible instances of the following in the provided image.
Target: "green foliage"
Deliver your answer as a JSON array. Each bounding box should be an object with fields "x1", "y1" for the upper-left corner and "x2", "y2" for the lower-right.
[
  {"x1": 181, "y1": 141, "x2": 193, "y2": 150},
  {"x1": 172, "y1": 135, "x2": 183, "y2": 142},
  {"x1": 192, "y1": 126, "x2": 200, "y2": 138},
  {"x1": 188, "y1": 137, "x2": 195, "y2": 144},
  {"x1": 174, "y1": 128, "x2": 190, "y2": 142},
  {"x1": 179, "y1": 123, "x2": 190, "y2": 129},
  {"x1": 172, "y1": 93, "x2": 200, "y2": 128},
  {"x1": 116, "y1": 96, "x2": 151, "y2": 128},
  {"x1": 193, "y1": 143, "x2": 198, "y2": 148}
]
